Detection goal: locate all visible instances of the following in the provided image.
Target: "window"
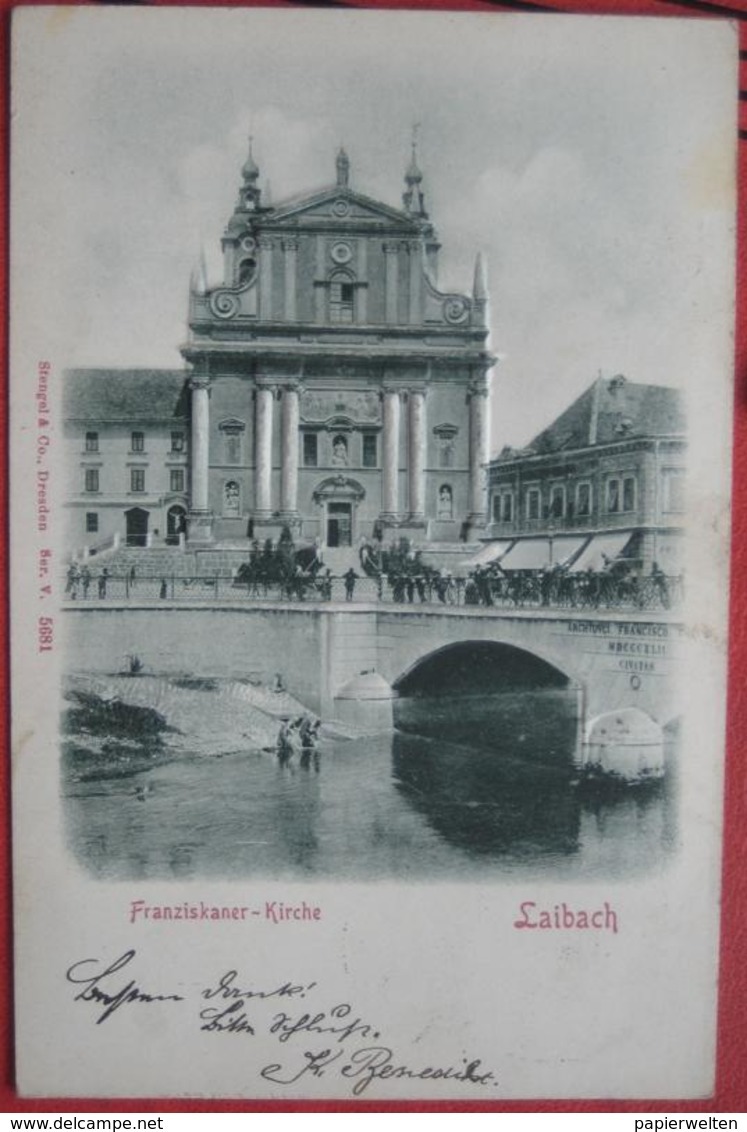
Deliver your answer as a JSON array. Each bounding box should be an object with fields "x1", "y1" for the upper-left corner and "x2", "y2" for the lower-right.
[
  {"x1": 84, "y1": 469, "x2": 99, "y2": 493},
  {"x1": 362, "y1": 434, "x2": 377, "y2": 468},
  {"x1": 329, "y1": 273, "x2": 355, "y2": 323},
  {"x1": 170, "y1": 469, "x2": 185, "y2": 493},
  {"x1": 576, "y1": 482, "x2": 592, "y2": 517},
  {"x1": 218, "y1": 420, "x2": 245, "y2": 465},
  {"x1": 493, "y1": 491, "x2": 513, "y2": 523},
  {"x1": 622, "y1": 476, "x2": 636, "y2": 512},
  {"x1": 440, "y1": 442, "x2": 454, "y2": 468},
  {"x1": 238, "y1": 257, "x2": 256, "y2": 286},
  {"x1": 131, "y1": 431, "x2": 145, "y2": 453},
  {"x1": 526, "y1": 488, "x2": 540, "y2": 521},
  {"x1": 549, "y1": 485, "x2": 565, "y2": 519},
  {"x1": 171, "y1": 432, "x2": 185, "y2": 453},
  {"x1": 662, "y1": 467, "x2": 685, "y2": 513},
  {"x1": 85, "y1": 431, "x2": 99, "y2": 453},
  {"x1": 303, "y1": 433, "x2": 318, "y2": 468},
  {"x1": 85, "y1": 512, "x2": 99, "y2": 533},
  {"x1": 433, "y1": 424, "x2": 459, "y2": 469},
  {"x1": 224, "y1": 432, "x2": 241, "y2": 465},
  {"x1": 606, "y1": 478, "x2": 620, "y2": 513},
  {"x1": 130, "y1": 468, "x2": 145, "y2": 493}
]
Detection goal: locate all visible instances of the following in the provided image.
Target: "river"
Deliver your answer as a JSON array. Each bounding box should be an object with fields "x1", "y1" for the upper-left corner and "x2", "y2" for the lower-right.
[{"x1": 62, "y1": 685, "x2": 676, "y2": 882}]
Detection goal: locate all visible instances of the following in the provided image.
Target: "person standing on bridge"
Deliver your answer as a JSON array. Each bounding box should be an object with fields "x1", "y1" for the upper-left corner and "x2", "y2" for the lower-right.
[
  {"x1": 97, "y1": 567, "x2": 109, "y2": 600},
  {"x1": 344, "y1": 567, "x2": 359, "y2": 601}
]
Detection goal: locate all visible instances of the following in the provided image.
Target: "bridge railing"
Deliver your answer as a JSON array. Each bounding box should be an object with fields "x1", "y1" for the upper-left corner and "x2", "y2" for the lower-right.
[{"x1": 61, "y1": 569, "x2": 683, "y2": 612}]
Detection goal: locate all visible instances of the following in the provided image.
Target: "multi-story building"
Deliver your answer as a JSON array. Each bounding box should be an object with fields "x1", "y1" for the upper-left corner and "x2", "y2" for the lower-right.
[
  {"x1": 65, "y1": 143, "x2": 497, "y2": 552},
  {"x1": 64, "y1": 369, "x2": 190, "y2": 551},
  {"x1": 484, "y1": 374, "x2": 686, "y2": 575}
]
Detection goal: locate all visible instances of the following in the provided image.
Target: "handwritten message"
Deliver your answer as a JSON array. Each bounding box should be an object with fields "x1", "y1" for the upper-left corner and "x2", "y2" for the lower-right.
[{"x1": 66, "y1": 949, "x2": 497, "y2": 1097}]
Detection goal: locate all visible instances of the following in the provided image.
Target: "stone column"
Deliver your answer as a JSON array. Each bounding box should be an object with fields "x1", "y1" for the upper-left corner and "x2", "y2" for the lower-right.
[
  {"x1": 190, "y1": 377, "x2": 210, "y2": 514},
  {"x1": 384, "y1": 242, "x2": 399, "y2": 324},
  {"x1": 381, "y1": 388, "x2": 401, "y2": 519},
  {"x1": 468, "y1": 380, "x2": 490, "y2": 522},
  {"x1": 282, "y1": 238, "x2": 298, "y2": 321},
  {"x1": 280, "y1": 382, "x2": 301, "y2": 518},
  {"x1": 259, "y1": 237, "x2": 273, "y2": 320},
  {"x1": 254, "y1": 381, "x2": 274, "y2": 516},
  {"x1": 408, "y1": 388, "x2": 426, "y2": 521}
]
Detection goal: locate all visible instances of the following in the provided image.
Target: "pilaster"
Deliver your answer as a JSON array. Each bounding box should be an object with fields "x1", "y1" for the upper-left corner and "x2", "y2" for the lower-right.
[
  {"x1": 254, "y1": 380, "x2": 275, "y2": 517},
  {"x1": 282, "y1": 238, "x2": 298, "y2": 321},
  {"x1": 189, "y1": 373, "x2": 213, "y2": 543}
]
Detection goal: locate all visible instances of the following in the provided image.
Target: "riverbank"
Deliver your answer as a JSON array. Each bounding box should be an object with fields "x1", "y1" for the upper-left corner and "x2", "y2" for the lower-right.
[{"x1": 62, "y1": 673, "x2": 330, "y2": 780}]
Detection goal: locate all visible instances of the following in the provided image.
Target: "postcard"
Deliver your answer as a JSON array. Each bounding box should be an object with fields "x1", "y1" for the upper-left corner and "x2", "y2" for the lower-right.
[{"x1": 9, "y1": 7, "x2": 738, "y2": 1099}]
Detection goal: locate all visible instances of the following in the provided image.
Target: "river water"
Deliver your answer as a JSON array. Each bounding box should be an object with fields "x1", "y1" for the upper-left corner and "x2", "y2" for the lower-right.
[{"x1": 63, "y1": 686, "x2": 676, "y2": 883}]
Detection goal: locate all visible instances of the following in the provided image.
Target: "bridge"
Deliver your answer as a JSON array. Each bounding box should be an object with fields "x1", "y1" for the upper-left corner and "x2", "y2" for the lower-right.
[{"x1": 64, "y1": 596, "x2": 683, "y2": 780}]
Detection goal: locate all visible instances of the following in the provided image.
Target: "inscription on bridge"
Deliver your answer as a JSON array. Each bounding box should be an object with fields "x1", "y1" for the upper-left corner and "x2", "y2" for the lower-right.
[{"x1": 564, "y1": 619, "x2": 683, "y2": 676}]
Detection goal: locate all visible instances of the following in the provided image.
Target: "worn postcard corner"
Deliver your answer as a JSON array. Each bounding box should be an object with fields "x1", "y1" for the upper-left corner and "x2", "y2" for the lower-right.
[{"x1": 9, "y1": 6, "x2": 738, "y2": 1101}]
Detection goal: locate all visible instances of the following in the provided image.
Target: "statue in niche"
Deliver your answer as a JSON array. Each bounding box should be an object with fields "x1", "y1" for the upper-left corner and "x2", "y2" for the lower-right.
[
  {"x1": 437, "y1": 484, "x2": 454, "y2": 521},
  {"x1": 332, "y1": 435, "x2": 348, "y2": 467},
  {"x1": 224, "y1": 480, "x2": 241, "y2": 517}
]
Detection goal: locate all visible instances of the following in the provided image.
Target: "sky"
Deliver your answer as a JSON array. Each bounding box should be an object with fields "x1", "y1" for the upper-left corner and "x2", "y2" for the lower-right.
[{"x1": 12, "y1": 8, "x2": 738, "y2": 452}]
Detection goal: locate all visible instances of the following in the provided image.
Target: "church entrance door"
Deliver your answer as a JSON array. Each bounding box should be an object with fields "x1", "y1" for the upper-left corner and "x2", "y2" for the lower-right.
[
  {"x1": 125, "y1": 507, "x2": 149, "y2": 548},
  {"x1": 327, "y1": 502, "x2": 352, "y2": 547}
]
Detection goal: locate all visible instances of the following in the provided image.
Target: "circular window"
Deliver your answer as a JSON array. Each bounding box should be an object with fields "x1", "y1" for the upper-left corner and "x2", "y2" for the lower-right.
[
  {"x1": 331, "y1": 242, "x2": 353, "y2": 265},
  {"x1": 240, "y1": 235, "x2": 256, "y2": 252},
  {"x1": 332, "y1": 199, "x2": 350, "y2": 218}
]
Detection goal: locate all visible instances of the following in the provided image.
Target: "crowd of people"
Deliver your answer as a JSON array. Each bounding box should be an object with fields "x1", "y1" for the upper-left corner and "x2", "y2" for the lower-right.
[
  {"x1": 64, "y1": 529, "x2": 678, "y2": 612},
  {"x1": 359, "y1": 539, "x2": 676, "y2": 611}
]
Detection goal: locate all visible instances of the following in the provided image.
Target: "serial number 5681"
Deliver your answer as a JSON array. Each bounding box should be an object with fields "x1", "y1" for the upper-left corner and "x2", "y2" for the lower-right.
[{"x1": 38, "y1": 616, "x2": 53, "y2": 653}]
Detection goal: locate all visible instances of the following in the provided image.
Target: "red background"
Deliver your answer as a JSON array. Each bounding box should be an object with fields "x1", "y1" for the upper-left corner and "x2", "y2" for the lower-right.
[{"x1": 0, "y1": 0, "x2": 745, "y2": 1112}]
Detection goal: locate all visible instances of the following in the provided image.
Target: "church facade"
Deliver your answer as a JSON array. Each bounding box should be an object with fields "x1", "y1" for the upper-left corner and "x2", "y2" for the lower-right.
[
  {"x1": 182, "y1": 143, "x2": 496, "y2": 547},
  {"x1": 65, "y1": 144, "x2": 496, "y2": 553}
]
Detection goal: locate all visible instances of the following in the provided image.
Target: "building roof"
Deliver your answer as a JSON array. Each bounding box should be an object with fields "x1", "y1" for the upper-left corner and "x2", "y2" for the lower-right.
[
  {"x1": 499, "y1": 376, "x2": 685, "y2": 462},
  {"x1": 64, "y1": 369, "x2": 189, "y2": 422}
]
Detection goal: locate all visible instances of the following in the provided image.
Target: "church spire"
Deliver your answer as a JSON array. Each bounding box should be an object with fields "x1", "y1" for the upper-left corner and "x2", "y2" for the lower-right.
[
  {"x1": 238, "y1": 136, "x2": 261, "y2": 212},
  {"x1": 336, "y1": 147, "x2": 350, "y2": 188},
  {"x1": 403, "y1": 126, "x2": 427, "y2": 218}
]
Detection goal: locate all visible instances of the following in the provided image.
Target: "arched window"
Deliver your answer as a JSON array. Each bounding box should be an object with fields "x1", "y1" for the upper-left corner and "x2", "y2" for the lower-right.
[
  {"x1": 329, "y1": 271, "x2": 355, "y2": 324},
  {"x1": 238, "y1": 257, "x2": 256, "y2": 286}
]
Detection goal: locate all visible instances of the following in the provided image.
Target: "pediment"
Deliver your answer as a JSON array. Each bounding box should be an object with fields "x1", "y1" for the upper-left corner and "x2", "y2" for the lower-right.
[{"x1": 269, "y1": 187, "x2": 417, "y2": 229}]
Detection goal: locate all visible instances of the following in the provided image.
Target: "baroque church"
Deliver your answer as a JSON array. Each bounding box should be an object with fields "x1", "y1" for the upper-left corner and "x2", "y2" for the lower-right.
[{"x1": 65, "y1": 143, "x2": 496, "y2": 552}]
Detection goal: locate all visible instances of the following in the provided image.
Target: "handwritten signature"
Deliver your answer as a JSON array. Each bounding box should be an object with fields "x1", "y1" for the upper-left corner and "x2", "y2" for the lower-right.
[{"x1": 260, "y1": 1046, "x2": 495, "y2": 1096}]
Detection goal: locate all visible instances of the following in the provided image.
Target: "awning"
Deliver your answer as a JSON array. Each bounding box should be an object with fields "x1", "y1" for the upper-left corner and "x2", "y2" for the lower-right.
[
  {"x1": 460, "y1": 541, "x2": 512, "y2": 570},
  {"x1": 500, "y1": 536, "x2": 586, "y2": 572},
  {"x1": 569, "y1": 532, "x2": 633, "y2": 573}
]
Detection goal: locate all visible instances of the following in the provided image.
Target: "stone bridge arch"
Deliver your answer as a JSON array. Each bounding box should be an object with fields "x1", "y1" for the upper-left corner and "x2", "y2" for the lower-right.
[
  {"x1": 372, "y1": 609, "x2": 589, "y2": 697},
  {"x1": 391, "y1": 638, "x2": 578, "y2": 698}
]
